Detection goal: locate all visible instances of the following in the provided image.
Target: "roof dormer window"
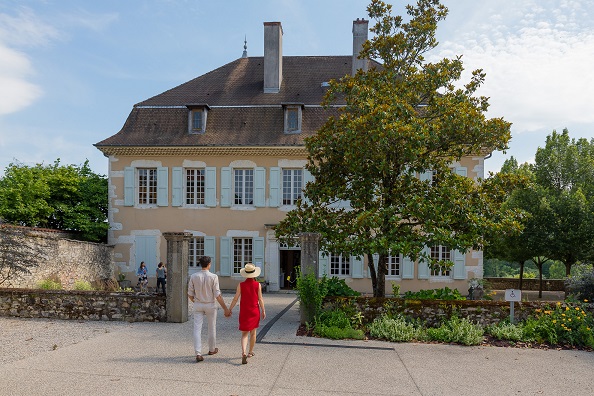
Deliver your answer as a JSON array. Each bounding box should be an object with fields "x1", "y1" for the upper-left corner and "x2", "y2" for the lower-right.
[
  {"x1": 282, "y1": 103, "x2": 303, "y2": 134},
  {"x1": 186, "y1": 103, "x2": 210, "y2": 134}
]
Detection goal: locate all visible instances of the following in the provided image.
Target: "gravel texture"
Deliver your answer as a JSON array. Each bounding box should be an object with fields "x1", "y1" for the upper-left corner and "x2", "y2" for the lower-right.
[{"x1": 0, "y1": 316, "x2": 135, "y2": 365}]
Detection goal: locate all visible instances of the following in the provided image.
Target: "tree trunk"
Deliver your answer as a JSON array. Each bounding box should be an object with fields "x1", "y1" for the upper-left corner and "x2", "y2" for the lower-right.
[
  {"x1": 367, "y1": 253, "x2": 377, "y2": 295},
  {"x1": 537, "y1": 263, "x2": 543, "y2": 299},
  {"x1": 518, "y1": 261, "x2": 525, "y2": 290},
  {"x1": 375, "y1": 254, "x2": 386, "y2": 298}
]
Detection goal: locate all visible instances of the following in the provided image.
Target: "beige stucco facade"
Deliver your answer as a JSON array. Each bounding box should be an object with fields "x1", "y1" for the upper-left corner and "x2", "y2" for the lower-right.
[{"x1": 105, "y1": 148, "x2": 485, "y2": 295}]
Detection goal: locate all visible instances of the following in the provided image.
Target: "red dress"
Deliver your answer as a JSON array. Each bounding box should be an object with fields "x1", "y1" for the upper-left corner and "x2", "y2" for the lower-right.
[{"x1": 238, "y1": 278, "x2": 261, "y2": 331}]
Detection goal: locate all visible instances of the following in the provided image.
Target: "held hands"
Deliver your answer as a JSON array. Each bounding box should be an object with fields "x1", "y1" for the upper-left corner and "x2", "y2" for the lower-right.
[{"x1": 224, "y1": 308, "x2": 232, "y2": 317}]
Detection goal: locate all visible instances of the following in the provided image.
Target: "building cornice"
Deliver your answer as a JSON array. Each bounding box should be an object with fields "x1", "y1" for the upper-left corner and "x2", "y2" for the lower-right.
[{"x1": 96, "y1": 146, "x2": 309, "y2": 157}]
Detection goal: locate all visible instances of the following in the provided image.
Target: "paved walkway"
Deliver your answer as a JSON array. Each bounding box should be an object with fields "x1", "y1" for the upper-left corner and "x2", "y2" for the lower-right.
[{"x1": 1, "y1": 293, "x2": 593, "y2": 395}]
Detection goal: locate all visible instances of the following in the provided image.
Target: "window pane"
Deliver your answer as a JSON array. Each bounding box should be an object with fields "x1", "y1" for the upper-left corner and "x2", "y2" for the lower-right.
[
  {"x1": 186, "y1": 168, "x2": 205, "y2": 205},
  {"x1": 287, "y1": 108, "x2": 298, "y2": 130},
  {"x1": 233, "y1": 238, "x2": 253, "y2": 274},
  {"x1": 387, "y1": 253, "x2": 400, "y2": 276},
  {"x1": 282, "y1": 169, "x2": 302, "y2": 205},
  {"x1": 234, "y1": 169, "x2": 254, "y2": 205},
  {"x1": 188, "y1": 237, "x2": 205, "y2": 267},
  {"x1": 330, "y1": 253, "x2": 350, "y2": 276},
  {"x1": 138, "y1": 168, "x2": 157, "y2": 205},
  {"x1": 193, "y1": 110, "x2": 202, "y2": 130}
]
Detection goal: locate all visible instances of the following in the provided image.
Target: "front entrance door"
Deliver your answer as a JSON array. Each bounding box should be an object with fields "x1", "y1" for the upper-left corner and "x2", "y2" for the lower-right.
[{"x1": 279, "y1": 249, "x2": 301, "y2": 289}]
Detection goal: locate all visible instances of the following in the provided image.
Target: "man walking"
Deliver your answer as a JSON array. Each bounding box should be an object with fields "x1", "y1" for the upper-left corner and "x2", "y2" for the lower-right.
[{"x1": 188, "y1": 256, "x2": 230, "y2": 362}]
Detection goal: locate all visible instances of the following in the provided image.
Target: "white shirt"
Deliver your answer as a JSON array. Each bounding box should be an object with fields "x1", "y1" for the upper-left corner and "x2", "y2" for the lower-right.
[{"x1": 188, "y1": 269, "x2": 221, "y2": 303}]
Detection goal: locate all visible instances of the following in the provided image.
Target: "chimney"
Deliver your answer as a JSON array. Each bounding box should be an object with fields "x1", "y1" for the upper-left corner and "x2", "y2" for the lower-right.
[
  {"x1": 352, "y1": 18, "x2": 369, "y2": 75},
  {"x1": 264, "y1": 22, "x2": 283, "y2": 93}
]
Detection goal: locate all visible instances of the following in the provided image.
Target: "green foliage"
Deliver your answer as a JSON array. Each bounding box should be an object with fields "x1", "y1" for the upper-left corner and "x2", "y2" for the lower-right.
[
  {"x1": 73, "y1": 280, "x2": 94, "y2": 291},
  {"x1": 426, "y1": 316, "x2": 484, "y2": 346},
  {"x1": 275, "y1": 0, "x2": 517, "y2": 297},
  {"x1": 403, "y1": 287, "x2": 465, "y2": 300},
  {"x1": 37, "y1": 279, "x2": 62, "y2": 290},
  {"x1": 0, "y1": 160, "x2": 108, "y2": 242},
  {"x1": 565, "y1": 268, "x2": 594, "y2": 303},
  {"x1": 391, "y1": 282, "x2": 401, "y2": 297},
  {"x1": 314, "y1": 309, "x2": 365, "y2": 340},
  {"x1": 296, "y1": 271, "x2": 327, "y2": 323},
  {"x1": 369, "y1": 314, "x2": 425, "y2": 342},
  {"x1": 321, "y1": 276, "x2": 361, "y2": 297},
  {"x1": 485, "y1": 322, "x2": 525, "y2": 342},
  {"x1": 522, "y1": 302, "x2": 594, "y2": 348}
]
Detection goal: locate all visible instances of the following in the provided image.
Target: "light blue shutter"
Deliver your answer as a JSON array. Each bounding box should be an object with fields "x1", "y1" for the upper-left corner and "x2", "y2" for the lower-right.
[
  {"x1": 204, "y1": 236, "x2": 216, "y2": 272},
  {"x1": 172, "y1": 167, "x2": 183, "y2": 207},
  {"x1": 417, "y1": 247, "x2": 430, "y2": 279},
  {"x1": 420, "y1": 170, "x2": 433, "y2": 182},
  {"x1": 124, "y1": 167, "x2": 135, "y2": 206},
  {"x1": 269, "y1": 167, "x2": 280, "y2": 207},
  {"x1": 219, "y1": 237, "x2": 232, "y2": 276},
  {"x1": 351, "y1": 255, "x2": 364, "y2": 278},
  {"x1": 205, "y1": 167, "x2": 217, "y2": 207},
  {"x1": 254, "y1": 167, "x2": 266, "y2": 207},
  {"x1": 402, "y1": 256, "x2": 414, "y2": 279},
  {"x1": 220, "y1": 167, "x2": 231, "y2": 207},
  {"x1": 253, "y1": 237, "x2": 265, "y2": 276},
  {"x1": 455, "y1": 167, "x2": 467, "y2": 177},
  {"x1": 157, "y1": 167, "x2": 168, "y2": 206},
  {"x1": 318, "y1": 252, "x2": 329, "y2": 277},
  {"x1": 303, "y1": 168, "x2": 314, "y2": 204},
  {"x1": 453, "y1": 249, "x2": 466, "y2": 279}
]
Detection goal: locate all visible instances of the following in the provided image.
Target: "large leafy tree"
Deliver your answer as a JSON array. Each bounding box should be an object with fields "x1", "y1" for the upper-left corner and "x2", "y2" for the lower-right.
[
  {"x1": 275, "y1": 0, "x2": 520, "y2": 297},
  {"x1": 0, "y1": 160, "x2": 108, "y2": 242}
]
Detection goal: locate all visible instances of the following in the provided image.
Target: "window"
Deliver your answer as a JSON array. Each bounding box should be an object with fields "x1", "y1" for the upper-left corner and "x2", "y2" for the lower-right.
[
  {"x1": 192, "y1": 110, "x2": 203, "y2": 131},
  {"x1": 387, "y1": 253, "x2": 401, "y2": 277},
  {"x1": 330, "y1": 253, "x2": 350, "y2": 276},
  {"x1": 233, "y1": 238, "x2": 253, "y2": 274},
  {"x1": 283, "y1": 104, "x2": 302, "y2": 133},
  {"x1": 189, "y1": 237, "x2": 205, "y2": 267},
  {"x1": 186, "y1": 168, "x2": 205, "y2": 205},
  {"x1": 282, "y1": 169, "x2": 303, "y2": 205},
  {"x1": 430, "y1": 245, "x2": 451, "y2": 277},
  {"x1": 234, "y1": 169, "x2": 254, "y2": 205},
  {"x1": 186, "y1": 104, "x2": 209, "y2": 134},
  {"x1": 137, "y1": 168, "x2": 157, "y2": 205}
]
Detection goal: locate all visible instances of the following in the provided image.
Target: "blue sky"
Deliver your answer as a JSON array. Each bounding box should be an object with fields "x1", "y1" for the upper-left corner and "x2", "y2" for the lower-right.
[{"x1": 1, "y1": 0, "x2": 593, "y2": 177}]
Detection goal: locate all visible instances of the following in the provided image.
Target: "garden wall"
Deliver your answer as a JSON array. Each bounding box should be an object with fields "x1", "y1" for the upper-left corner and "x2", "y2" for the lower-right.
[
  {"x1": 0, "y1": 288, "x2": 166, "y2": 322},
  {"x1": 323, "y1": 296, "x2": 585, "y2": 327},
  {"x1": 1, "y1": 225, "x2": 114, "y2": 289},
  {"x1": 484, "y1": 277, "x2": 565, "y2": 291}
]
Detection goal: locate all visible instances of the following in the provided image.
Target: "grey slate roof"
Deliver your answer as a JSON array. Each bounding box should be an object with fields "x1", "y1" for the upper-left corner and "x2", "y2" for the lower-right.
[{"x1": 95, "y1": 56, "x2": 365, "y2": 148}]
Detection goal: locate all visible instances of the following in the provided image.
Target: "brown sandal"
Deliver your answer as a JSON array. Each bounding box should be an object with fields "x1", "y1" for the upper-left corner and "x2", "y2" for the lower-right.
[
  {"x1": 208, "y1": 348, "x2": 218, "y2": 355},
  {"x1": 247, "y1": 352, "x2": 254, "y2": 358},
  {"x1": 242, "y1": 354, "x2": 248, "y2": 364}
]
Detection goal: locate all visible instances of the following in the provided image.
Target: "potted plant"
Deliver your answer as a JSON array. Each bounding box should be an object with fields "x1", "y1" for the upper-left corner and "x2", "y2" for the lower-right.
[{"x1": 117, "y1": 273, "x2": 131, "y2": 289}]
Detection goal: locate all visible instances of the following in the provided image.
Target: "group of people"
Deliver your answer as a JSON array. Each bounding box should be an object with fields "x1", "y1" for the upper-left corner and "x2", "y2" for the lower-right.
[
  {"x1": 188, "y1": 256, "x2": 266, "y2": 364},
  {"x1": 136, "y1": 261, "x2": 167, "y2": 294}
]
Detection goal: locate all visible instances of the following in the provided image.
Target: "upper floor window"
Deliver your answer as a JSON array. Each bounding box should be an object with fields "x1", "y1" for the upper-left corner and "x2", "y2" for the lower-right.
[
  {"x1": 186, "y1": 168, "x2": 205, "y2": 205},
  {"x1": 330, "y1": 253, "x2": 350, "y2": 276},
  {"x1": 186, "y1": 104, "x2": 210, "y2": 134},
  {"x1": 282, "y1": 169, "x2": 303, "y2": 205},
  {"x1": 137, "y1": 168, "x2": 157, "y2": 205},
  {"x1": 430, "y1": 245, "x2": 451, "y2": 277},
  {"x1": 188, "y1": 237, "x2": 205, "y2": 267},
  {"x1": 283, "y1": 103, "x2": 303, "y2": 133},
  {"x1": 234, "y1": 169, "x2": 254, "y2": 205},
  {"x1": 233, "y1": 238, "x2": 253, "y2": 274}
]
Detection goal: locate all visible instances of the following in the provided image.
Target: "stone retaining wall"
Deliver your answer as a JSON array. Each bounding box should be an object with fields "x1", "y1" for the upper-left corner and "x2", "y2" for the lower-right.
[
  {"x1": 484, "y1": 277, "x2": 565, "y2": 291},
  {"x1": 0, "y1": 288, "x2": 166, "y2": 322},
  {"x1": 323, "y1": 296, "x2": 588, "y2": 327}
]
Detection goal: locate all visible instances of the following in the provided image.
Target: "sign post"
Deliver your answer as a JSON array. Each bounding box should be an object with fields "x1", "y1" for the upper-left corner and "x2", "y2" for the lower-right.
[{"x1": 504, "y1": 289, "x2": 522, "y2": 324}]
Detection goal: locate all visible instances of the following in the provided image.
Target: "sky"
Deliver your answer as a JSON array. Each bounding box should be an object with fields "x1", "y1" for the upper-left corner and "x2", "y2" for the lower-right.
[{"x1": 0, "y1": 0, "x2": 593, "y2": 177}]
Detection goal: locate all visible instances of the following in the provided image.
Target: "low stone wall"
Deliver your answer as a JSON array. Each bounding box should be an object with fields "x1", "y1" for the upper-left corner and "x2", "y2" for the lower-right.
[
  {"x1": 324, "y1": 296, "x2": 573, "y2": 327},
  {"x1": 484, "y1": 277, "x2": 565, "y2": 291},
  {"x1": 0, "y1": 288, "x2": 166, "y2": 322}
]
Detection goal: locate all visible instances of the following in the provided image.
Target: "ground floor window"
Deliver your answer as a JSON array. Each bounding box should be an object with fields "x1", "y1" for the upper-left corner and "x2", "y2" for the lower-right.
[
  {"x1": 330, "y1": 253, "x2": 350, "y2": 276},
  {"x1": 189, "y1": 237, "x2": 205, "y2": 267},
  {"x1": 387, "y1": 253, "x2": 401, "y2": 277},
  {"x1": 430, "y1": 245, "x2": 451, "y2": 277},
  {"x1": 233, "y1": 238, "x2": 253, "y2": 274}
]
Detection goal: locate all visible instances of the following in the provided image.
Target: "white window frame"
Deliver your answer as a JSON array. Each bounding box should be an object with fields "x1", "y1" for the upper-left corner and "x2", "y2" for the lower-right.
[
  {"x1": 137, "y1": 168, "x2": 157, "y2": 206},
  {"x1": 189, "y1": 236, "x2": 205, "y2": 267},
  {"x1": 430, "y1": 245, "x2": 452, "y2": 277},
  {"x1": 233, "y1": 238, "x2": 253, "y2": 275},
  {"x1": 386, "y1": 252, "x2": 402, "y2": 278},
  {"x1": 234, "y1": 169, "x2": 254, "y2": 206},
  {"x1": 187, "y1": 106, "x2": 209, "y2": 134},
  {"x1": 185, "y1": 168, "x2": 205, "y2": 206},
  {"x1": 329, "y1": 253, "x2": 350, "y2": 277},
  {"x1": 282, "y1": 168, "x2": 303, "y2": 206}
]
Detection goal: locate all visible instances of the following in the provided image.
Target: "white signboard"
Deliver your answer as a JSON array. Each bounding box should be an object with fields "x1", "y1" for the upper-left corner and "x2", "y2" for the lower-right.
[{"x1": 505, "y1": 289, "x2": 522, "y2": 302}]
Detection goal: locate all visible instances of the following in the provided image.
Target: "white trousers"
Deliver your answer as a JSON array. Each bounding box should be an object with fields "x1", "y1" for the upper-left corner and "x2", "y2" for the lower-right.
[{"x1": 193, "y1": 301, "x2": 217, "y2": 355}]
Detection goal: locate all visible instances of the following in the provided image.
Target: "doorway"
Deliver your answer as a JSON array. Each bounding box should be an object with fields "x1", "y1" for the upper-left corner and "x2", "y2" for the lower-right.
[{"x1": 279, "y1": 249, "x2": 301, "y2": 290}]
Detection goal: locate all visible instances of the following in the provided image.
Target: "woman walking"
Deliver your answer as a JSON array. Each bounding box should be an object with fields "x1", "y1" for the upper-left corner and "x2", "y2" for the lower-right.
[{"x1": 228, "y1": 263, "x2": 266, "y2": 364}]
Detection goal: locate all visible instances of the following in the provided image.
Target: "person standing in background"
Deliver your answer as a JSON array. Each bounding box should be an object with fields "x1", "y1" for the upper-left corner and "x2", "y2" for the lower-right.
[{"x1": 156, "y1": 262, "x2": 166, "y2": 295}]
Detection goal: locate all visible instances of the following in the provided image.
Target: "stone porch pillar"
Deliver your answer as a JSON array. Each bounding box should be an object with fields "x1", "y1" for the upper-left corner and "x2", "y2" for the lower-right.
[{"x1": 163, "y1": 232, "x2": 192, "y2": 323}]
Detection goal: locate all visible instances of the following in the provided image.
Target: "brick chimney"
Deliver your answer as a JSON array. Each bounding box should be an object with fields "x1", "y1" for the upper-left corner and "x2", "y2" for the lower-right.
[
  {"x1": 352, "y1": 18, "x2": 369, "y2": 75},
  {"x1": 264, "y1": 22, "x2": 283, "y2": 93}
]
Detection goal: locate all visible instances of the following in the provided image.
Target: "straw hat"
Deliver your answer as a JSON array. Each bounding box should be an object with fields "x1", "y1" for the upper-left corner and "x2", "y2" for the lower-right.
[{"x1": 240, "y1": 263, "x2": 261, "y2": 278}]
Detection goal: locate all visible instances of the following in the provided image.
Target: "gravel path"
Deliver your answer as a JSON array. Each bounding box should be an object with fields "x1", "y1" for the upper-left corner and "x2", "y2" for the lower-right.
[{"x1": 0, "y1": 316, "x2": 137, "y2": 365}]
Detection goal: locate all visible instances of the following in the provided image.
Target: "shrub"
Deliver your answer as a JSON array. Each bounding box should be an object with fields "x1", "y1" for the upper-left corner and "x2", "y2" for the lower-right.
[
  {"x1": 37, "y1": 279, "x2": 62, "y2": 290},
  {"x1": 321, "y1": 276, "x2": 360, "y2": 297},
  {"x1": 317, "y1": 309, "x2": 351, "y2": 329},
  {"x1": 485, "y1": 322, "x2": 524, "y2": 342},
  {"x1": 73, "y1": 280, "x2": 94, "y2": 291},
  {"x1": 391, "y1": 282, "x2": 401, "y2": 297},
  {"x1": 369, "y1": 314, "x2": 425, "y2": 342},
  {"x1": 565, "y1": 268, "x2": 594, "y2": 302},
  {"x1": 426, "y1": 316, "x2": 484, "y2": 346},
  {"x1": 314, "y1": 324, "x2": 365, "y2": 340},
  {"x1": 403, "y1": 287, "x2": 465, "y2": 301},
  {"x1": 296, "y1": 271, "x2": 327, "y2": 323}
]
